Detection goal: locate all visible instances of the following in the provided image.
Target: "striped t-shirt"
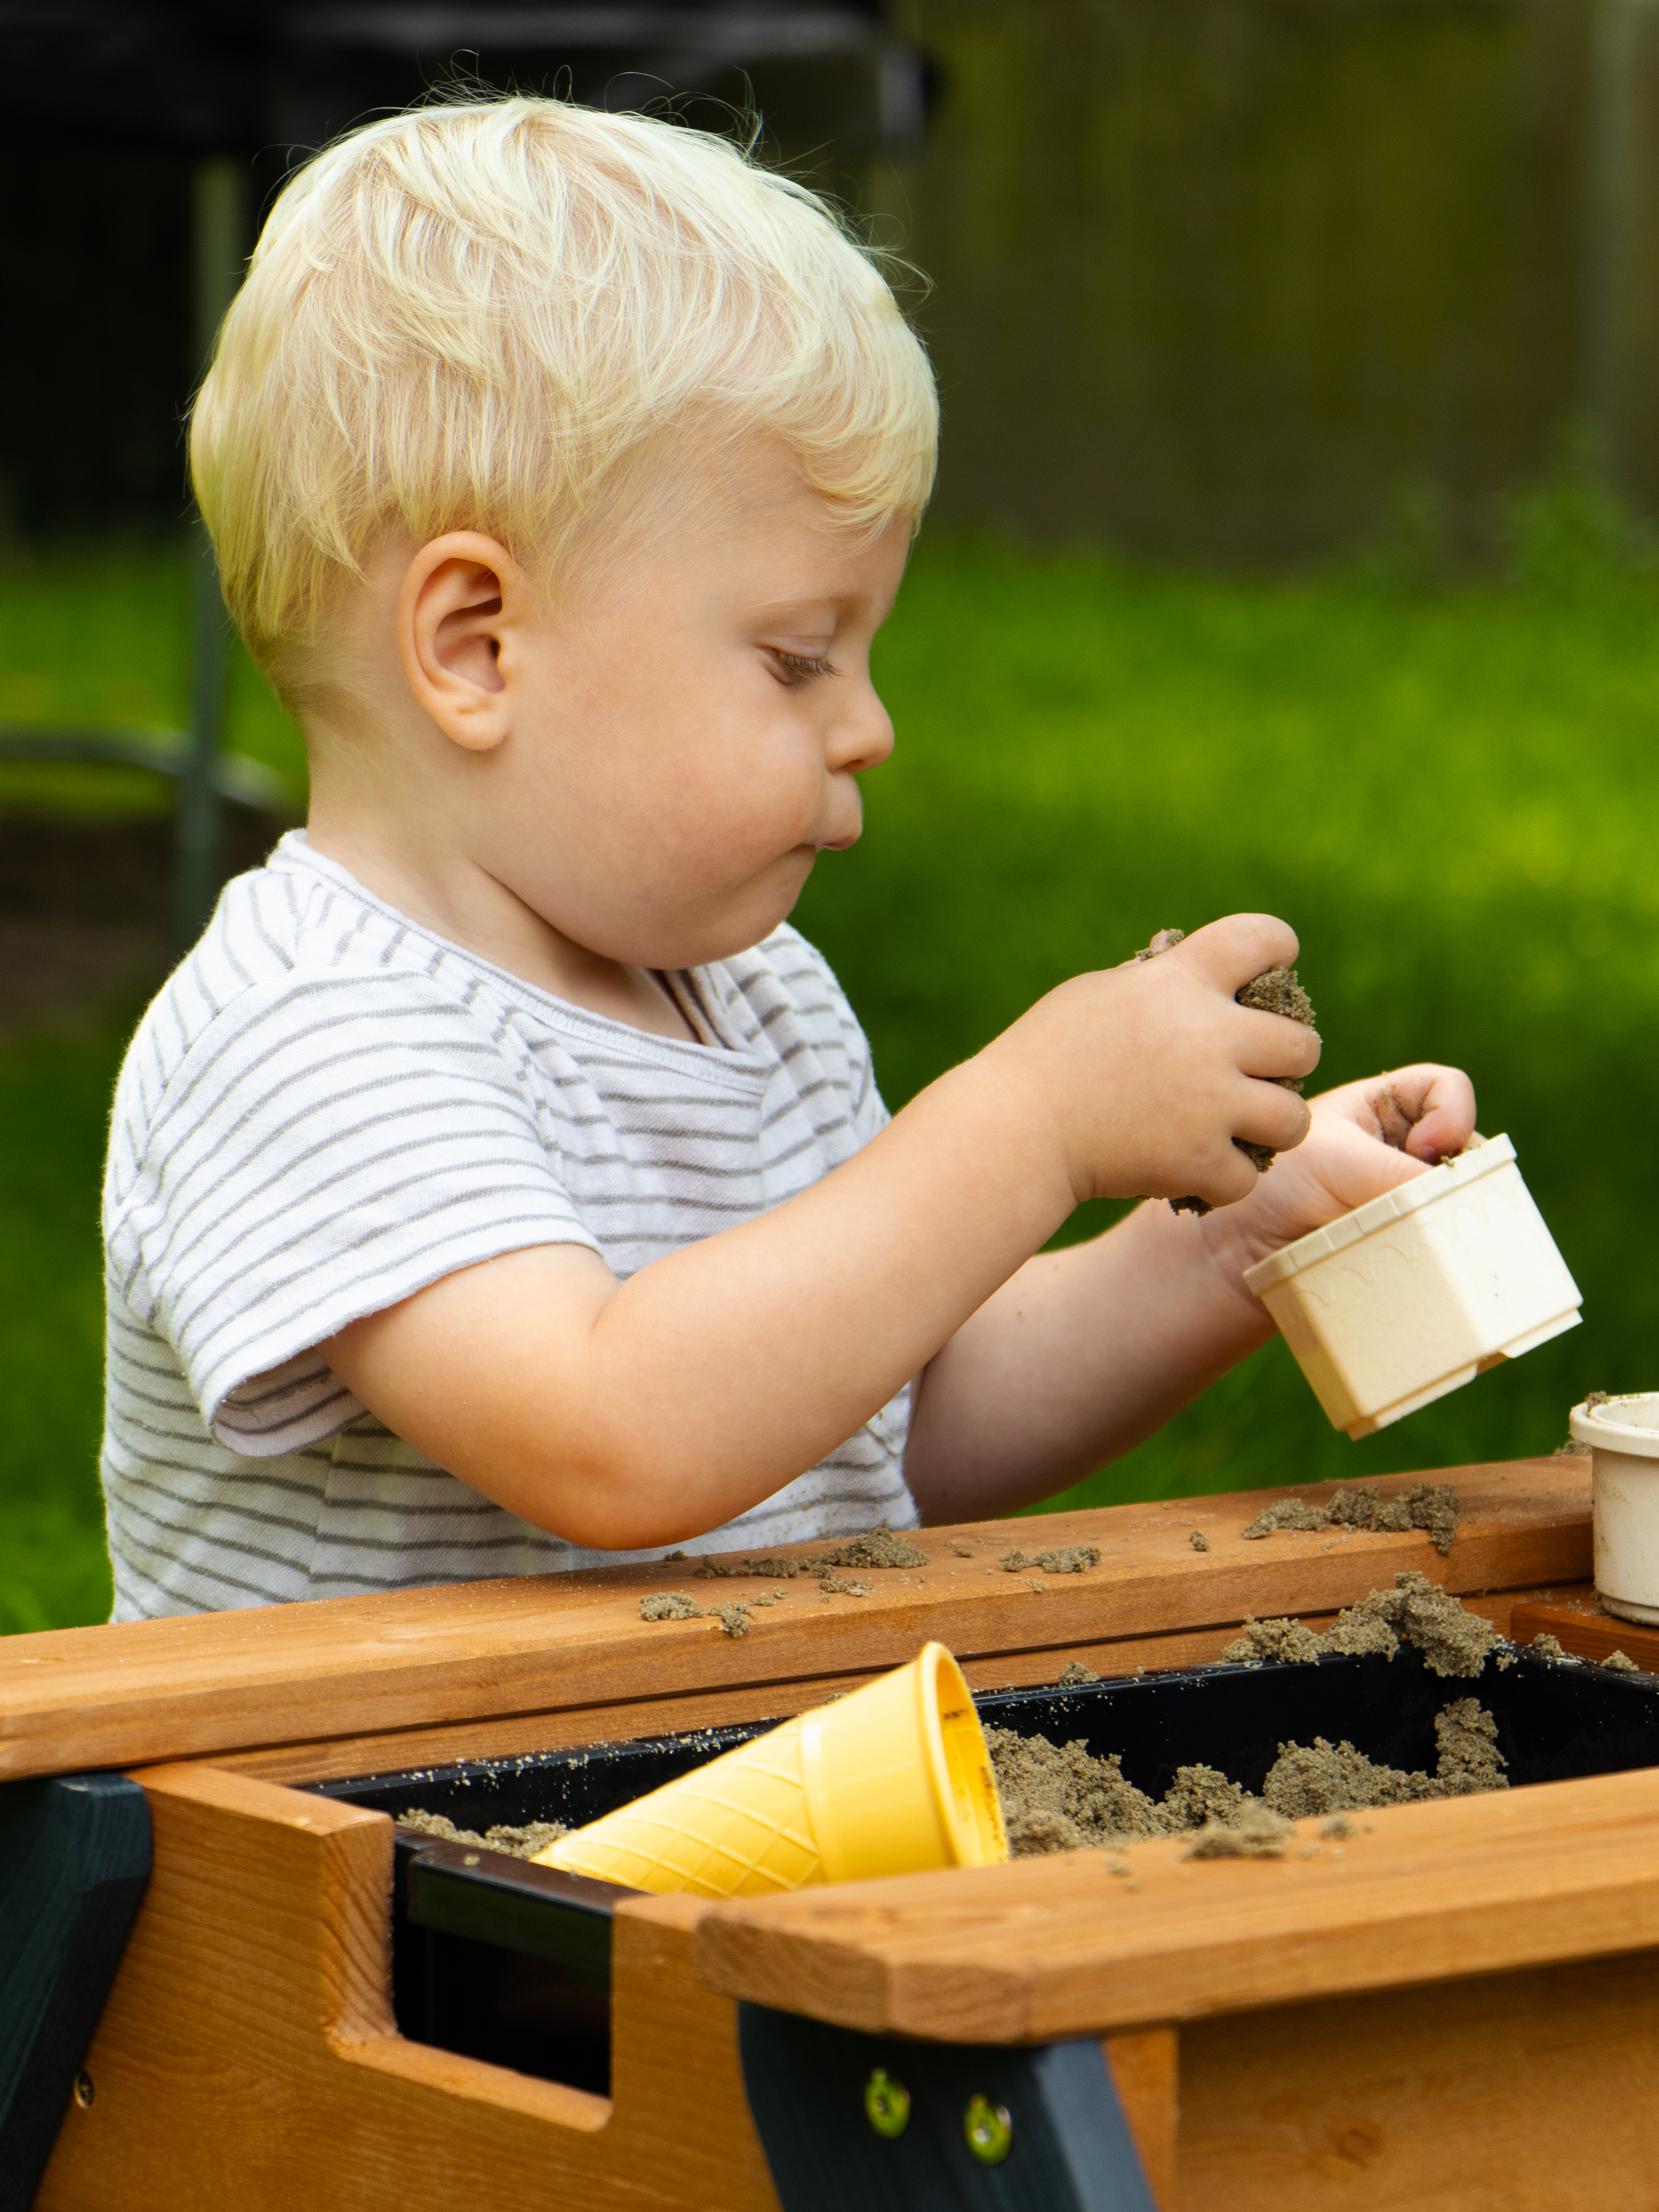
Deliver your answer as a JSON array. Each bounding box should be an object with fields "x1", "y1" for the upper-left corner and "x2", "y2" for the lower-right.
[{"x1": 101, "y1": 831, "x2": 914, "y2": 1620}]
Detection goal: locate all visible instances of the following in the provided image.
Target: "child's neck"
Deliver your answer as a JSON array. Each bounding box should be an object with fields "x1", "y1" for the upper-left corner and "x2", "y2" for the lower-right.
[{"x1": 302, "y1": 813, "x2": 697, "y2": 1042}]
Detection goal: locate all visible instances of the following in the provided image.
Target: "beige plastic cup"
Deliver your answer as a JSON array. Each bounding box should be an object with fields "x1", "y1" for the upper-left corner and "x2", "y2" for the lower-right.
[
  {"x1": 531, "y1": 1641, "x2": 1008, "y2": 1898},
  {"x1": 1571, "y1": 1394, "x2": 1659, "y2": 1626},
  {"x1": 1242, "y1": 1134, "x2": 1580, "y2": 1439}
]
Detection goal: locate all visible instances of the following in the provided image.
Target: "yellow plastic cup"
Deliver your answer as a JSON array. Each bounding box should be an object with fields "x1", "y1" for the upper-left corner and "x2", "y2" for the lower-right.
[{"x1": 531, "y1": 1641, "x2": 1006, "y2": 1898}]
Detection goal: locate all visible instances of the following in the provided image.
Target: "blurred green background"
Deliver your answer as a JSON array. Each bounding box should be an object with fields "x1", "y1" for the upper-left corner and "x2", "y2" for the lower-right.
[{"x1": 2, "y1": 445, "x2": 1653, "y2": 1629}]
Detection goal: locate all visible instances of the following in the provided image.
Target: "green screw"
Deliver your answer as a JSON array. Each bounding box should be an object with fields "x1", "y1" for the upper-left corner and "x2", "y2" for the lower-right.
[
  {"x1": 864, "y1": 2067, "x2": 911, "y2": 2140},
  {"x1": 964, "y1": 2093, "x2": 1013, "y2": 2165}
]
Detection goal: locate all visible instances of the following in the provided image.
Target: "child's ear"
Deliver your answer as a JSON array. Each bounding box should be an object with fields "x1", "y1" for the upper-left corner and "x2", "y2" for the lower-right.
[{"x1": 398, "y1": 533, "x2": 524, "y2": 753}]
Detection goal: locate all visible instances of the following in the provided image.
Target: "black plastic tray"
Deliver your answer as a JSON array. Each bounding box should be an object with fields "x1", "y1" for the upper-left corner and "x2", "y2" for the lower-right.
[{"x1": 309, "y1": 1646, "x2": 1659, "y2": 2090}]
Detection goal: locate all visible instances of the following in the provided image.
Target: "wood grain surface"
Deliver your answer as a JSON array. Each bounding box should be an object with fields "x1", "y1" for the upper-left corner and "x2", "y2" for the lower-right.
[
  {"x1": 692, "y1": 1761, "x2": 1659, "y2": 2043},
  {"x1": 37, "y1": 1762, "x2": 781, "y2": 2212},
  {"x1": 1510, "y1": 1594, "x2": 1659, "y2": 1670},
  {"x1": 0, "y1": 1459, "x2": 1590, "y2": 1781},
  {"x1": 1176, "y1": 1948, "x2": 1659, "y2": 2210}
]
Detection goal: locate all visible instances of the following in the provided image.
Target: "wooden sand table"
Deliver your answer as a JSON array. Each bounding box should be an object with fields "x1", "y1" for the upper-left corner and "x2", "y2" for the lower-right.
[{"x1": 7, "y1": 1454, "x2": 1656, "y2": 2209}]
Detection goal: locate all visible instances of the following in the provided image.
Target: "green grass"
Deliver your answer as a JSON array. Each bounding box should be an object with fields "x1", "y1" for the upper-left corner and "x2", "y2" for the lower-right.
[{"x1": 6, "y1": 530, "x2": 1659, "y2": 1626}]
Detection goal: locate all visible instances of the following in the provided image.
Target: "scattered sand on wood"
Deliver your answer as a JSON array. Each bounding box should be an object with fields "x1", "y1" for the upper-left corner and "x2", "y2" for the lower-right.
[
  {"x1": 1242, "y1": 1500, "x2": 1329, "y2": 1537},
  {"x1": 639, "y1": 1590, "x2": 759, "y2": 1634},
  {"x1": 1225, "y1": 1615, "x2": 1329, "y2": 1665},
  {"x1": 1182, "y1": 1805, "x2": 1294, "y2": 1859},
  {"x1": 1002, "y1": 1544, "x2": 1101, "y2": 1575},
  {"x1": 640, "y1": 1593, "x2": 703, "y2": 1622},
  {"x1": 817, "y1": 1569, "x2": 869, "y2": 1597},
  {"x1": 398, "y1": 1808, "x2": 570, "y2": 1859},
  {"x1": 816, "y1": 1524, "x2": 929, "y2": 1569},
  {"x1": 1224, "y1": 1571, "x2": 1494, "y2": 1678},
  {"x1": 694, "y1": 1520, "x2": 925, "y2": 1587},
  {"x1": 1057, "y1": 1661, "x2": 1102, "y2": 1686},
  {"x1": 1242, "y1": 1481, "x2": 1459, "y2": 1556},
  {"x1": 1525, "y1": 1630, "x2": 1640, "y2": 1673}
]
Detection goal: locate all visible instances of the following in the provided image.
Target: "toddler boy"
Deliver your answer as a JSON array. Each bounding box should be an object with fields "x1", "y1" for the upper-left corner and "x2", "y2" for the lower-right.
[{"x1": 102, "y1": 97, "x2": 1473, "y2": 1618}]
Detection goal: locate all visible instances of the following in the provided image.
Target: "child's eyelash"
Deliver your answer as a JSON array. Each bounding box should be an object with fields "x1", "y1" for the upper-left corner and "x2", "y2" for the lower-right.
[{"x1": 774, "y1": 649, "x2": 837, "y2": 683}]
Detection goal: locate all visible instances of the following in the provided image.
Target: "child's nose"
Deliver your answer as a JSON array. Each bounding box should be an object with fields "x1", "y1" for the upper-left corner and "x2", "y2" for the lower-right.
[{"x1": 828, "y1": 688, "x2": 895, "y2": 775}]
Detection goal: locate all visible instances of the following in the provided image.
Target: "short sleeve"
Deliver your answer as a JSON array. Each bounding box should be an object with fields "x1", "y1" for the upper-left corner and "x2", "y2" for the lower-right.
[{"x1": 105, "y1": 972, "x2": 598, "y2": 1454}]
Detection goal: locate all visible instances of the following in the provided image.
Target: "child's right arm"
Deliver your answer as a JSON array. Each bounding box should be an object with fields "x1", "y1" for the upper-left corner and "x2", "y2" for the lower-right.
[{"x1": 320, "y1": 912, "x2": 1315, "y2": 1550}]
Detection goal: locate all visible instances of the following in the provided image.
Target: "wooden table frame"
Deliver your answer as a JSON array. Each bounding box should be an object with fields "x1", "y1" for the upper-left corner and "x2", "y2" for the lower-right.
[{"x1": 13, "y1": 1456, "x2": 1658, "y2": 2210}]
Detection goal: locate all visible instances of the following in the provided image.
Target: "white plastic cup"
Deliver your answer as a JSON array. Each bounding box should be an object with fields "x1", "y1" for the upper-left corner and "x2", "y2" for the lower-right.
[
  {"x1": 1571, "y1": 1394, "x2": 1659, "y2": 1626},
  {"x1": 1242, "y1": 1134, "x2": 1581, "y2": 1439}
]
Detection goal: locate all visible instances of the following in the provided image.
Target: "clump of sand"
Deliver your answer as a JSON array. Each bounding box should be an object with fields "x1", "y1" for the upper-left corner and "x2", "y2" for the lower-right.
[
  {"x1": 1002, "y1": 1544, "x2": 1101, "y2": 1575},
  {"x1": 398, "y1": 1808, "x2": 570, "y2": 1860},
  {"x1": 1145, "y1": 938, "x2": 1317, "y2": 1213},
  {"x1": 1243, "y1": 1481, "x2": 1459, "y2": 1556},
  {"x1": 984, "y1": 1728, "x2": 1166, "y2": 1853},
  {"x1": 816, "y1": 1525, "x2": 928, "y2": 1569},
  {"x1": 1224, "y1": 1570, "x2": 1494, "y2": 1678},
  {"x1": 1261, "y1": 1699, "x2": 1506, "y2": 1818},
  {"x1": 640, "y1": 1593, "x2": 702, "y2": 1622},
  {"x1": 1182, "y1": 1805, "x2": 1293, "y2": 1859},
  {"x1": 638, "y1": 1591, "x2": 758, "y2": 1635},
  {"x1": 693, "y1": 1520, "x2": 926, "y2": 1584}
]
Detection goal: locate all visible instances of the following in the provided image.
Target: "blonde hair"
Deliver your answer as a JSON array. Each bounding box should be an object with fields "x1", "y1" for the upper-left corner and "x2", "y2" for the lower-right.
[{"x1": 190, "y1": 96, "x2": 937, "y2": 678}]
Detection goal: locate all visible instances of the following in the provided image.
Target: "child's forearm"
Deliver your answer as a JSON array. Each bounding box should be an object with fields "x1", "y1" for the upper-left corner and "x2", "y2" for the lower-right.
[
  {"x1": 901, "y1": 1199, "x2": 1273, "y2": 1523},
  {"x1": 327, "y1": 1051, "x2": 1081, "y2": 1547}
]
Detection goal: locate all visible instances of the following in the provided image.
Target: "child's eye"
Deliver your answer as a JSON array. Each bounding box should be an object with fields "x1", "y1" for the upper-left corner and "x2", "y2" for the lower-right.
[{"x1": 771, "y1": 649, "x2": 837, "y2": 685}]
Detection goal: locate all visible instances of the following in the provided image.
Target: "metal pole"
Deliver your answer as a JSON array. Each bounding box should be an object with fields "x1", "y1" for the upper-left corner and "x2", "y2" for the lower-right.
[
  {"x1": 1580, "y1": 0, "x2": 1659, "y2": 491},
  {"x1": 179, "y1": 155, "x2": 246, "y2": 948}
]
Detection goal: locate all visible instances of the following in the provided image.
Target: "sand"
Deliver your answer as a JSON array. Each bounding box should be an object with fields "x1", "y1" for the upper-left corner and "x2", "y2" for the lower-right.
[
  {"x1": 397, "y1": 1808, "x2": 570, "y2": 1860},
  {"x1": 692, "y1": 1520, "x2": 926, "y2": 1585},
  {"x1": 995, "y1": 1577, "x2": 1513, "y2": 1858},
  {"x1": 990, "y1": 1688, "x2": 1509, "y2": 1859},
  {"x1": 1139, "y1": 938, "x2": 1317, "y2": 1213},
  {"x1": 1242, "y1": 1481, "x2": 1460, "y2": 1556},
  {"x1": 1224, "y1": 1569, "x2": 1494, "y2": 1677},
  {"x1": 1002, "y1": 1544, "x2": 1101, "y2": 1575}
]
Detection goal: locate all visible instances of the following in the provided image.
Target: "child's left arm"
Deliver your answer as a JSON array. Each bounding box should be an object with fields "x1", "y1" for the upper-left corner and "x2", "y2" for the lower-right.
[{"x1": 901, "y1": 1062, "x2": 1477, "y2": 1522}]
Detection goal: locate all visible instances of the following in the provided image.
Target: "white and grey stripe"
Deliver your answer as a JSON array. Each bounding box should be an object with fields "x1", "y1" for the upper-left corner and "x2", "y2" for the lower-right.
[{"x1": 102, "y1": 831, "x2": 913, "y2": 1621}]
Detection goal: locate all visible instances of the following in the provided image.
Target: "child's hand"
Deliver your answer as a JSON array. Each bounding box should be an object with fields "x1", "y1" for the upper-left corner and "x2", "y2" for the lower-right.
[
  {"x1": 985, "y1": 913, "x2": 1323, "y2": 1212},
  {"x1": 1198, "y1": 1063, "x2": 1479, "y2": 1281}
]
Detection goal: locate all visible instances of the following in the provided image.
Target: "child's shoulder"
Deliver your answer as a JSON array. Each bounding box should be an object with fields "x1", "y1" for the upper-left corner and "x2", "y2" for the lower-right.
[{"x1": 108, "y1": 834, "x2": 513, "y2": 1161}]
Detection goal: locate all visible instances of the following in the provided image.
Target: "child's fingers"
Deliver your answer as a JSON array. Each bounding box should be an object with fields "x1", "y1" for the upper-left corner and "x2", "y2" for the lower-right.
[
  {"x1": 1173, "y1": 913, "x2": 1301, "y2": 995},
  {"x1": 1366, "y1": 1064, "x2": 1478, "y2": 1162},
  {"x1": 1233, "y1": 1079, "x2": 1314, "y2": 1156},
  {"x1": 1234, "y1": 1005, "x2": 1322, "y2": 1084}
]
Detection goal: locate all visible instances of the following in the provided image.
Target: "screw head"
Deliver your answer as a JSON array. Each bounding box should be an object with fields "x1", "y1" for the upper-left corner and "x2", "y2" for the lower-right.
[
  {"x1": 864, "y1": 2066, "x2": 910, "y2": 2139},
  {"x1": 73, "y1": 2073, "x2": 95, "y2": 2109},
  {"x1": 964, "y1": 2093, "x2": 1012, "y2": 2165}
]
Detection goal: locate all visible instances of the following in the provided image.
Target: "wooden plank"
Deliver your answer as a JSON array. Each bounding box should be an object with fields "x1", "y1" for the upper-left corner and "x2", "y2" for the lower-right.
[
  {"x1": 220, "y1": 1587, "x2": 1574, "y2": 1788},
  {"x1": 1177, "y1": 1951, "x2": 1659, "y2": 2209},
  {"x1": 36, "y1": 1761, "x2": 779, "y2": 2212},
  {"x1": 1510, "y1": 1595, "x2": 1659, "y2": 1671},
  {"x1": 0, "y1": 1460, "x2": 1589, "y2": 1780},
  {"x1": 1104, "y1": 2029, "x2": 1178, "y2": 2211},
  {"x1": 692, "y1": 1762, "x2": 1659, "y2": 2044}
]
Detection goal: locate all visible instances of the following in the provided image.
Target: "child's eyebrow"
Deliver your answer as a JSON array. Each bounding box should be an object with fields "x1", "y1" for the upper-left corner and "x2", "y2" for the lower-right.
[{"x1": 750, "y1": 588, "x2": 898, "y2": 630}]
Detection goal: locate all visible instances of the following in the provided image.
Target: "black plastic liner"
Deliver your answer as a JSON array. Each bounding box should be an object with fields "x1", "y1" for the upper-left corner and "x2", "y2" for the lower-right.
[{"x1": 309, "y1": 1645, "x2": 1659, "y2": 2092}]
